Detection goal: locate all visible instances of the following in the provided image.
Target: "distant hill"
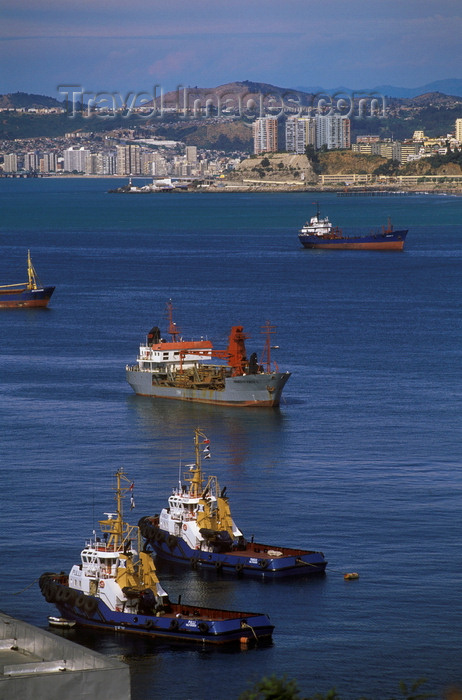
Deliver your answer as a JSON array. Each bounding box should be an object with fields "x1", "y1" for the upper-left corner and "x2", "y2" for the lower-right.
[
  {"x1": 153, "y1": 80, "x2": 315, "y2": 108},
  {"x1": 0, "y1": 81, "x2": 460, "y2": 145},
  {"x1": 294, "y1": 79, "x2": 462, "y2": 99},
  {"x1": 2, "y1": 80, "x2": 461, "y2": 112},
  {"x1": 0, "y1": 92, "x2": 63, "y2": 109}
]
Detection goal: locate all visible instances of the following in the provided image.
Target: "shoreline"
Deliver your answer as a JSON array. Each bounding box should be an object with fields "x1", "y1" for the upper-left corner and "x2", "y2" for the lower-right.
[{"x1": 2, "y1": 173, "x2": 461, "y2": 195}]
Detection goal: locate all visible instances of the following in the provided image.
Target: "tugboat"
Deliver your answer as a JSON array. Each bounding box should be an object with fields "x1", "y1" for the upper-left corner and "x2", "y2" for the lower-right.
[
  {"x1": 139, "y1": 429, "x2": 327, "y2": 577},
  {"x1": 39, "y1": 470, "x2": 274, "y2": 645},
  {"x1": 0, "y1": 251, "x2": 55, "y2": 308},
  {"x1": 298, "y1": 204, "x2": 408, "y2": 250},
  {"x1": 126, "y1": 301, "x2": 291, "y2": 407}
]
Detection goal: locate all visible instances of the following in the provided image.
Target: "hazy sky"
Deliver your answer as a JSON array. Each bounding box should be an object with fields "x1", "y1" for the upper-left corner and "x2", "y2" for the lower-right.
[{"x1": 2, "y1": 0, "x2": 461, "y2": 98}]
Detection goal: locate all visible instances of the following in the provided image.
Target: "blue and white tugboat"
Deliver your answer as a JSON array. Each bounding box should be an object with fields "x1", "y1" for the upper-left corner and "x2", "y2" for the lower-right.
[
  {"x1": 39, "y1": 469, "x2": 274, "y2": 645},
  {"x1": 139, "y1": 430, "x2": 327, "y2": 577}
]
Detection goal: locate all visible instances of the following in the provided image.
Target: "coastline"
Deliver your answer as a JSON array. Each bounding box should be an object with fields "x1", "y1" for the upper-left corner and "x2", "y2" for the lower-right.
[{"x1": 3, "y1": 173, "x2": 461, "y2": 195}]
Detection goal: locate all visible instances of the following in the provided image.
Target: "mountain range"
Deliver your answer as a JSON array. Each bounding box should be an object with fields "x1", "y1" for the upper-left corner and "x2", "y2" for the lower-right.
[
  {"x1": 294, "y1": 79, "x2": 462, "y2": 99},
  {"x1": 1, "y1": 78, "x2": 462, "y2": 111}
]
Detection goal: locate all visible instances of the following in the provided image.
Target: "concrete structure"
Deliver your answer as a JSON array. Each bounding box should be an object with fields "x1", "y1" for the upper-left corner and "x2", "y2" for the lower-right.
[
  {"x1": 253, "y1": 117, "x2": 278, "y2": 154},
  {"x1": 63, "y1": 147, "x2": 91, "y2": 173},
  {"x1": 399, "y1": 142, "x2": 419, "y2": 164},
  {"x1": 315, "y1": 115, "x2": 350, "y2": 150},
  {"x1": 371, "y1": 141, "x2": 401, "y2": 161},
  {"x1": 0, "y1": 611, "x2": 130, "y2": 700},
  {"x1": 455, "y1": 118, "x2": 462, "y2": 143},
  {"x1": 186, "y1": 146, "x2": 198, "y2": 164},
  {"x1": 285, "y1": 117, "x2": 316, "y2": 154},
  {"x1": 116, "y1": 144, "x2": 141, "y2": 175},
  {"x1": 24, "y1": 152, "x2": 39, "y2": 172},
  {"x1": 40, "y1": 153, "x2": 57, "y2": 173},
  {"x1": 3, "y1": 154, "x2": 18, "y2": 172},
  {"x1": 356, "y1": 135, "x2": 380, "y2": 144}
]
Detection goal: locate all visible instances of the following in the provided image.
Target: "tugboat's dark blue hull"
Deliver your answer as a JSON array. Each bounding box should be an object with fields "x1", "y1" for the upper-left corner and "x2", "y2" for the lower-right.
[
  {"x1": 144, "y1": 526, "x2": 327, "y2": 577},
  {"x1": 41, "y1": 579, "x2": 273, "y2": 645}
]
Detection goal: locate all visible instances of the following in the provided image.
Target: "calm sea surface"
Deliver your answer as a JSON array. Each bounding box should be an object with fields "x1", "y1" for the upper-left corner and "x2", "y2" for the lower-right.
[{"x1": 0, "y1": 179, "x2": 461, "y2": 699}]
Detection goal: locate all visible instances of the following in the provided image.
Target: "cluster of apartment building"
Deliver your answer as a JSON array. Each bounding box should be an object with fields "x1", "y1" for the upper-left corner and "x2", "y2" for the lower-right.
[
  {"x1": 351, "y1": 119, "x2": 462, "y2": 164},
  {"x1": 2, "y1": 117, "x2": 461, "y2": 178},
  {"x1": 251, "y1": 115, "x2": 462, "y2": 165},
  {"x1": 252, "y1": 115, "x2": 351, "y2": 154},
  {"x1": 1, "y1": 142, "x2": 239, "y2": 178}
]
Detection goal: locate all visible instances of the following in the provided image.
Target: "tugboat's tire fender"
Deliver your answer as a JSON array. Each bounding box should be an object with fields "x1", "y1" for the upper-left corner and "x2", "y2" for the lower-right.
[
  {"x1": 167, "y1": 535, "x2": 178, "y2": 549},
  {"x1": 235, "y1": 563, "x2": 244, "y2": 572},
  {"x1": 83, "y1": 597, "x2": 98, "y2": 615},
  {"x1": 76, "y1": 595, "x2": 86, "y2": 609},
  {"x1": 39, "y1": 573, "x2": 56, "y2": 590},
  {"x1": 155, "y1": 530, "x2": 165, "y2": 543},
  {"x1": 137, "y1": 517, "x2": 149, "y2": 536},
  {"x1": 44, "y1": 583, "x2": 57, "y2": 602},
  {"x1": 190, "y1": 557, "x2": 199, "y2": 569},
  {"x1": 259, "y1": 559, "x2": 269, "y2": 569},
  {"x1": 198, "y1": 622, "x2": 209, "y2": 634},
  {"x1": 55, "y1": 587, "x2": 67, "y2": 602},
  {"x1": 62, "y1": 587, "x2": 75, "y2": 604},
  {"x1": 169, "y1": 619, "x2": 179, "y2": 630},
  {"x1": 145, "y1": 619, "x2": 155, "y2": 630},
  {"x1": 214, "y1": 560, "x2": 223, "y2": 570}
]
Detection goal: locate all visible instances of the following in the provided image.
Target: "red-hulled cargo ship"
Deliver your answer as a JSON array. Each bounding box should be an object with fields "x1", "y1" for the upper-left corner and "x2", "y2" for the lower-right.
[
  {"x1": 298, "y1": 204, "x2": 408, "y2": 250},
  {"x1": 0, "y1": 251, "x2": 55, "y2": 308}
]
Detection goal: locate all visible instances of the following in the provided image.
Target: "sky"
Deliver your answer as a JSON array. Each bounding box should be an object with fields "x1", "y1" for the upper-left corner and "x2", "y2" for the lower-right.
[{"x1": 1, "y1": 0, "x2": 461, "y2": 99}]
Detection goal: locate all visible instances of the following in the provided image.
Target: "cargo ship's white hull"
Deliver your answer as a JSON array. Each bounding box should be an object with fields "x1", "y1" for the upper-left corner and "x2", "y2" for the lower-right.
[{"x1": 126, "y1": 368, "x2": 290, "y2": 406}]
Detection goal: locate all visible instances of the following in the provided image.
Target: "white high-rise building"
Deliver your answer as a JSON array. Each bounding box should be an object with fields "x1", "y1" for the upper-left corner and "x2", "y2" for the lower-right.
[
  {"x1": 3, "y1": 153, "x2": 18, "y2": 172},
  {"x1": 63, "y1": 146, "x2": 90, "y2": 173},
  {"x1": 24, "y1": 152, "x2": 39, "y2": 171},
  {"x1": 315, "y1": 115, "x2": 350, "y2": 150},
  {"x1": 285, "y1": 117, "x2": 316, "y2": 154}
]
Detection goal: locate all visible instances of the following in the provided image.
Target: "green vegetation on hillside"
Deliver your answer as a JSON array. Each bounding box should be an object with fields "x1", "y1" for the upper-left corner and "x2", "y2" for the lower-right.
[
  {"x1": 317, "y1": 150, "x2": 387, "y2": 174},
  {"x1": 350, "y1": 106, "x2": 461, "y2": 141}
]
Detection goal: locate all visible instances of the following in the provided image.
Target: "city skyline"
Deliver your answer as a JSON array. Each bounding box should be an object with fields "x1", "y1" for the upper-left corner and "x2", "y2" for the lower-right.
[{"x1": 2, "y1": 0, "x2": 461, "y2": 99}]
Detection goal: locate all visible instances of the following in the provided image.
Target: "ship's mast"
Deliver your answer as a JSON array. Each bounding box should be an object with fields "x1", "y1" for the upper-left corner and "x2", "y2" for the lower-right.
[
  {"x1": 99, "y1": 469, "x2": 134, "y2": 550},
  {"x1": 184, "y1": 428, "x2": 208, "y2": 497},
  {"x1": 259, "y1": 321, "x2": 279, "y2": 373},
  {"x1": 166, "y1": 299, "x2": 180, "y2": 341},
  {"x1": 27, "y1": 250, "x2": 39, "y2": 290}
]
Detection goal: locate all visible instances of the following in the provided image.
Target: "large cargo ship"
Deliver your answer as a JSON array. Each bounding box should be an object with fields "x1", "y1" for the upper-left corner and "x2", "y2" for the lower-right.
[
  {"x1": 126, "y1": 302, "x2": 291, "y2": 407},
  {"x1": 0, "y1": 251, "x2": 55, "y2": 308},
  {"x1": 139, "y1": 429, "x2": 327, "y2": 578},
  {"x1": 298, "y1": 204, "x2": 408, "y2": 250}
]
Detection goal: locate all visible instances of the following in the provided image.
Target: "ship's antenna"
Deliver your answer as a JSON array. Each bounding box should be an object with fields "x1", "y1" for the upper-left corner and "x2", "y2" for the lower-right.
[
  {"x1": 166, "y1": 299, "x2": 180, "y2": 341},
  {"x1": 259, "y1": 321, "x2": 279, "y2": 373}
]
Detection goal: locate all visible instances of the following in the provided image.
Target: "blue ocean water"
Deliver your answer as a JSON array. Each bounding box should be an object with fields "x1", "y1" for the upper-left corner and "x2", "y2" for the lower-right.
[{"x1": 0, "y1": 179, "x2": 461, "y2": 699}]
